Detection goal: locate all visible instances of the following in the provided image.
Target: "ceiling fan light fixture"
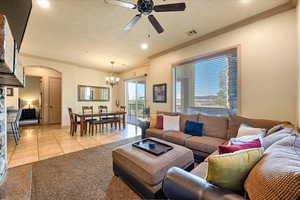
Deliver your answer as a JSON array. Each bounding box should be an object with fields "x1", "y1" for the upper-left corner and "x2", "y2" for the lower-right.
[{"x1": 106, "y1": 0, "x2": 186, "y2": 34}]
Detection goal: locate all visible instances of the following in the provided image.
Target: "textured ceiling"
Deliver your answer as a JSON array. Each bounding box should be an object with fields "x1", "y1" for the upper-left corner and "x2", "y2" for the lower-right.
[{"x1": 21, "y1": 0, "x2": 289, "y2": 72}]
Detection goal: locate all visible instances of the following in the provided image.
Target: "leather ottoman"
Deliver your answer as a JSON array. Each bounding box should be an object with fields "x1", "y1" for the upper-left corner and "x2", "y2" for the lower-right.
[{"x1": 112, "y1": 137, "x2": 194, "y2": 199}]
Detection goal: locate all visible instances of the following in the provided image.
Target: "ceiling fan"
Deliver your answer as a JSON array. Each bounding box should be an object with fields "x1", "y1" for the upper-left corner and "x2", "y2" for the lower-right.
[{"x1": 104, "y1": 0, "x2": 186, "y2": 34}]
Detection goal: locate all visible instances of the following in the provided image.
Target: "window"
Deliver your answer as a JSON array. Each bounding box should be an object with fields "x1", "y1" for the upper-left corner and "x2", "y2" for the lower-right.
[{"x1": 173, "y1": 49, "x2": 238, "y2": 116}]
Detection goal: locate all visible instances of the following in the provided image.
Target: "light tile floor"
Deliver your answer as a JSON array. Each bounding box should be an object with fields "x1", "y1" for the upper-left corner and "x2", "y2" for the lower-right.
[{"x1": 7, "y1": 124, "x2": 141, "y2": 168}]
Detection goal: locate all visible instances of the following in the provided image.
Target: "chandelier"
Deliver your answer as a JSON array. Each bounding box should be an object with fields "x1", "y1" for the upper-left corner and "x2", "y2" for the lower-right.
[{"x1": 106, "y1": 61, "x2": 120, "y2": 87}]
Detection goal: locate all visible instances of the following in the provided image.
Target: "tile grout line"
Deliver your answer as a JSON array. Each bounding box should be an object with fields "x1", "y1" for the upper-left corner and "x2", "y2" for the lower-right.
[{"x1": 52, "y1": 129, "x2": 66, "y2": 155}]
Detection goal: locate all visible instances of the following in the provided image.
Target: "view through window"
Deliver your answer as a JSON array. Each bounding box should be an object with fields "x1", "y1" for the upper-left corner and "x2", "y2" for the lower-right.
[{"x1": 174, "y1": 49, "x2": 238, "y2": 116}]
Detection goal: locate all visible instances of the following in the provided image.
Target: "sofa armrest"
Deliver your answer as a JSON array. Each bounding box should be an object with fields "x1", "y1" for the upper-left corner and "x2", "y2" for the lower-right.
[
  {"x1": 137, "y1": 120, "x2": 150, "y2": 139},
  {"x1": 163, "y1": 167, "x2": 244, "y2": 200}
]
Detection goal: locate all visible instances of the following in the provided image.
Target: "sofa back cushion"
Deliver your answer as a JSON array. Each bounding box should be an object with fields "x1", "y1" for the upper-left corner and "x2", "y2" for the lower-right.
[
  {"x1": 180, "y1": 114, "x2": 198, "y2": 131},
  {"x1": 198, "y1": 114, "x2": 228, "y2": 139},
  {"x1": 228, "y1": 115, "x2": 283, "y2": 139},
  {"x1": 262, "y1": 128, "x2": 295, "y2": 149},
  {"x1": 244, "y1": 133, "x2": 300, "y2": 200}
]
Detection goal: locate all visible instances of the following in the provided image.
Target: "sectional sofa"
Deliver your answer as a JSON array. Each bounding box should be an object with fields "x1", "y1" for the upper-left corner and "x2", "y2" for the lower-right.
[
  {"x1": 140, "y1": 112, "x2": 298, "y2": 199},
  {"x1": 143, "y1": 112, "x2": 284, "y2": 160}
]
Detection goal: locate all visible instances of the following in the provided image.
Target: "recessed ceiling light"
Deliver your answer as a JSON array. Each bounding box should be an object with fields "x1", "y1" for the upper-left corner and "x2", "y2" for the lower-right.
[
  {"x1": 37, "y1": 0, "x2": 50, "y2": 8},
  {"x1": 240, "y1": 0, "x2": 252, "y2": 4},
  {"x1": 140, "y1": 43, "x2": 149, "y2": 50}
]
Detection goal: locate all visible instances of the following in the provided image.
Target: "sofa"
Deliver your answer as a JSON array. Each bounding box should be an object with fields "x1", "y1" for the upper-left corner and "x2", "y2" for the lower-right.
[
  {"x1": 142, "y1": 112, "x2": 285, "y2": 160},
  {"x1": 140, "y1": 112, "x2": 298, "y2": 200}
]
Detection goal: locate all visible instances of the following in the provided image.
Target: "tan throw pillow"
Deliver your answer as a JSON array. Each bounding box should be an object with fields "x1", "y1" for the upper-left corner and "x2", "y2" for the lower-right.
[
  {"x1": 206, "y1": 148, "x2": 264, "y2": 192},
  {"x1": 236, "y1": 124, "x2": 266, "y2": 138},
  {"x1": 244, "y1": 134, "x2": 300, "y2": 200},
  {"x1": 149, "y1": 114, "x2": 157, "y2": 128}
]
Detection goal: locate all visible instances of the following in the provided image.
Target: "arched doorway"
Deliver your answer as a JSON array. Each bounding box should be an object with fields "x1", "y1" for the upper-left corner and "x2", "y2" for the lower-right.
[{"x1": 21, "y1": 66, "x2": 62, "y2": 125}]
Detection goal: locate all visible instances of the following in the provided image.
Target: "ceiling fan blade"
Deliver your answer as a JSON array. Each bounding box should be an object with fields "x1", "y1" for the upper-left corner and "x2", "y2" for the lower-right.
[
  {"x1": 148, "y1": 15, "x2": 164, "y2": 34},
  {"x1": 153, "y1": 3, "x2": 186, "y2": 12},
  {"x1": 124, "y1": 14, "x2": 142, "y2": 31},
  {"x1": 104, "y1": 0, "x2": 137, "y2": 9}
]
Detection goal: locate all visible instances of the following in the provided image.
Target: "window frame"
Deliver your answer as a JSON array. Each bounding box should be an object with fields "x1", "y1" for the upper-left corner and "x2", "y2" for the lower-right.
[{"x1": 172, "y1": 47, "x2": 241, "y2": 115}]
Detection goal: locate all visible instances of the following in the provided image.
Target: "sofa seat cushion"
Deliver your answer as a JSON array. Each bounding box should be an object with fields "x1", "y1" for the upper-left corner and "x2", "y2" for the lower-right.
[
  {"x1": 145, "y1": 128, "x2": 165, "y2": 139},
  {"x1": 185, "y1": 136, "x2": 226, "y2": 154},
  {"x1": 191, "y1": 162, "x2": 208, "y2": 179},
  {"x1": 198, "y1": 114, "x2": 228, "y2": 139},
  {"x1": 113, "y1": 137, "x2": 194, "y2": 186},
  {"x1": 163, "y1": 131, "x2": 192, "y2": 146}
]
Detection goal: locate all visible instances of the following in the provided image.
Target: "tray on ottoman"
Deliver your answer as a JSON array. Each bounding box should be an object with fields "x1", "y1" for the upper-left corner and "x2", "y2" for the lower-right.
[{"x1": 132, "y1": 138, "x2": 173, "y2": 156}]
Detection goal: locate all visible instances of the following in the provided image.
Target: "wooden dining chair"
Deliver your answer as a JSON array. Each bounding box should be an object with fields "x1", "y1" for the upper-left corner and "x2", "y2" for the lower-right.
[
  {"x1": 99, "y1": 105, "x2": 120, "y2": 129},
  {"x1": 68, "y1": 108, "x2": 80, "y2": 136},
  {"x1": 82, "y1": 106, "x2": 96, "y2": 135}
]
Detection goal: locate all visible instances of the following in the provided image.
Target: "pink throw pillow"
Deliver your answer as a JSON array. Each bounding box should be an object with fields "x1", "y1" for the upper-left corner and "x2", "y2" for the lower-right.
[
  {"x1": 156, "y1": 115, "x2": 164, "y2": 129},
  {"x1": 219, "y1": 138, "x2": 262, "y2": 154}
]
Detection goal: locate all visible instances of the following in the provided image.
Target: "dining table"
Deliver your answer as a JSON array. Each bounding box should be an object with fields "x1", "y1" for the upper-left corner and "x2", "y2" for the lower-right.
[{"x1": 74, "y1": 111, "x2": 126, "y2": 136}]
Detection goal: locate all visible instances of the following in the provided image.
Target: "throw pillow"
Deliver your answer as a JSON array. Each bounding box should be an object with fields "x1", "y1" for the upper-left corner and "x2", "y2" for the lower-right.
[
  {"x1": 206, "y1": 148, "x2": 264, "y2": 192},
  {"x1": 236, "y1": 124, "x2": 266, "y2": 138},
  {"x1": 229, "y1": 134, "x2": 264, "y2": 145},
  {"x1": 156, "y1": 115, "x2": 163, "y2": 129},
  {"x1": 149, "y1": 114, "x2": 157, "y2": 128},
  {"x1": 163, "y1": 115, "x2": 180, "y2": 131},
  {"x1": 184, "y1": 120, "x2": 203, "y2": 136},
  {"x1": 219, "y1": 138, "x2": 262, "y2": 154},
  {"x1": 244, "y1": 134, "x2": 300, "y2": 200}
]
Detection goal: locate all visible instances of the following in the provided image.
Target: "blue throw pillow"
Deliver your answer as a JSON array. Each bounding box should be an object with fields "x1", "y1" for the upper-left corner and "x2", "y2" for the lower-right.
[{"x1": 184, "y1": 120, "x2": 203, "y2": 136}]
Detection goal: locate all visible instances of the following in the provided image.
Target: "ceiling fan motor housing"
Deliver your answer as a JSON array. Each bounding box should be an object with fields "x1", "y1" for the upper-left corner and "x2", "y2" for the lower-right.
[{"x1": 137, "y1": 0, "x2": 154, "y2": 15}]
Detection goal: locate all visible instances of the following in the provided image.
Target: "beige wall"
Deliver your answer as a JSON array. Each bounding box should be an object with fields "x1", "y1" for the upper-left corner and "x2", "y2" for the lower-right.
[
  {"x1": 297, "y1": 1, "x2": 300, "y2": 126},
  {"x1": 20, "y1": 55, "x2": 117, "y2": 126},
  {"x1": 6, "y1": 88, "x2": 18, "y2": 108},
  {"x1": 120, "y1": 10, "x2": 298, "y2": 124}
]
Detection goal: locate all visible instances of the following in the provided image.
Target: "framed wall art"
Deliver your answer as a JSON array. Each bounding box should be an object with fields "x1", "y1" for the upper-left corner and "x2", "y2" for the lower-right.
[{"x1": 153, "y1": 83, "x2": 167, "y2": 103}]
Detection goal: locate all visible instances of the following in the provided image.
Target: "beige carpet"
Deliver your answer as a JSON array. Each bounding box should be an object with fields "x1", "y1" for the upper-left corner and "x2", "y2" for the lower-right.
[{"x1": 4, "y1": 136, "x2": 142, "y2": 200}]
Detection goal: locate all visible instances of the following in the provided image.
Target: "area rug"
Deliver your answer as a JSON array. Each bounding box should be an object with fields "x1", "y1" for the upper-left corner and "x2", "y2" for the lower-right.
[{"x1": 9, "y1": 136, "x2": 142, "y2": 200}]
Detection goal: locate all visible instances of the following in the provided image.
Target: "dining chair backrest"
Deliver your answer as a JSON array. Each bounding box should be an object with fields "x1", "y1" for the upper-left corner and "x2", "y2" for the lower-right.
[
  {"x1": 82, "y1": 106, "x2": 94, "y2": 119},
  {"x1": 82, "y1": 106, "x2": 93, "y2": 114},
  {"x1": 68, "y1": 107, "x2": 75, "y2": 124},
  {"x1": 99, "y1": 105, "x2": 108, "y2": 113}
]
